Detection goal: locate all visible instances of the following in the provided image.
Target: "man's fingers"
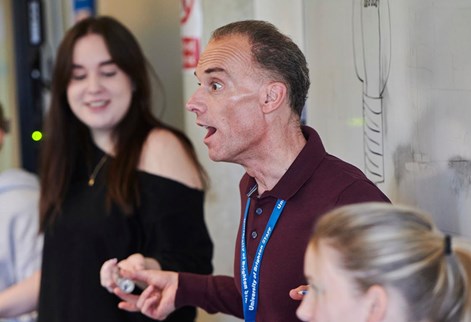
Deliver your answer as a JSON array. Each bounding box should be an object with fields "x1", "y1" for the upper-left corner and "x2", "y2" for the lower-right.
[
  {"x1": 289, "y1": 289, "x2": 303, "y2": 300},
  {"x1": 118, "y1": 301, "x2": 139, "y2": 312},
  {"x1": 141, "y1": 294, "x2": 165, "y2": 320},
  {"x1": 115, "y1": 288, "x2": 140, "y2": 312},
  {"x1": 113, "y1": 287, "x2": 139, "y2": 302},
  {"x1": 136, "y1": 285, "x2": 158, "y2": 309},
  {"x1": 121, "y1": 269, "x2": 154, "y2": 285},
  {"x1": 289, "y1": 285, "x2": 308, "y2": 301}
]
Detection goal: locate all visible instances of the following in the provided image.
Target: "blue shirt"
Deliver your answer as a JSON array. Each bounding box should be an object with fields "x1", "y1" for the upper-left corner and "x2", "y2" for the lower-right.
[{"x1": 0, "y1": 169, "x2": 42, "y2": 322}]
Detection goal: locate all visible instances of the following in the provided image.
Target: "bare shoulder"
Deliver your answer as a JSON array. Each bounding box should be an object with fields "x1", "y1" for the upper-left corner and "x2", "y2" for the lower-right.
[{"x1": 139, "y1": 128, "x2": 203, "y2": 189}]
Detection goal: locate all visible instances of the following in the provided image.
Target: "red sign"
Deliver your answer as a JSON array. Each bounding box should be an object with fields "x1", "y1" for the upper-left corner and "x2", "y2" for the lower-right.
[
  {"x1": 182, "y1": 37, "x2": 200, "y2": 69},
  {"x1": 180, "y1": 0, "x2": 194, "y2": 24}
]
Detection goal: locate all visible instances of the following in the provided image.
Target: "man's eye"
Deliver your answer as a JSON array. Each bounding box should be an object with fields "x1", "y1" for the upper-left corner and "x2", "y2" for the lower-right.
[{"x1": 210, "y1": 82, "x2": 222, "y2": 91}]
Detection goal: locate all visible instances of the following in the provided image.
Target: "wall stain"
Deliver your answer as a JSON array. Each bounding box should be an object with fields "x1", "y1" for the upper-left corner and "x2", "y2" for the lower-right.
[
  {"x1": 448, "y1": 156, "x2": 471, "y2": 194},
  {"x1": 393, "y1": 144, "x2": 414, "y2": 185}
]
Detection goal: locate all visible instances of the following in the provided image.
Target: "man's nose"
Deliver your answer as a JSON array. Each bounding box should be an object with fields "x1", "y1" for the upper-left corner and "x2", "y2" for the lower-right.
[{"x1": 185, "y1": 88, "x2": 206, "y2": 114}]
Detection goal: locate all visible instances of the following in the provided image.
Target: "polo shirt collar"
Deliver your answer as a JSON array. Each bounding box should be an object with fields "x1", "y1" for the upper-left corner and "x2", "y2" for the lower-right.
[{"x1": 244, "y1": 125, "x2": 327, "y2": 201}]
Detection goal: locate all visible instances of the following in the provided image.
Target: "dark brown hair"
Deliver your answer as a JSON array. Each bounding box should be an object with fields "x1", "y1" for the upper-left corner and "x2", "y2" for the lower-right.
[{"x1": 39, "y1": 16, "x2": 205, "y2": 231}]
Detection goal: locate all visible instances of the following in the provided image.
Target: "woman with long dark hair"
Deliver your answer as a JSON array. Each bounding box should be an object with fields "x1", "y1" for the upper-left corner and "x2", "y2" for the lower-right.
[{"x1": 0, "y1": 16, "x2": 213, "y2": 322}]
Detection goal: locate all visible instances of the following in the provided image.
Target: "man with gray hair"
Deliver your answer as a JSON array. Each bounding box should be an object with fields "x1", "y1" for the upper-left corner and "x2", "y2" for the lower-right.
[{"x1": 104, "y1": 20, "x2": 390, "y2": 321}]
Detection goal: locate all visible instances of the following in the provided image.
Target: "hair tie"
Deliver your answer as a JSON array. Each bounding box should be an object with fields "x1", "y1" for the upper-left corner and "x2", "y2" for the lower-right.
[{"x1": 444, "y1": 235, "x2": 452, "y2": 255}]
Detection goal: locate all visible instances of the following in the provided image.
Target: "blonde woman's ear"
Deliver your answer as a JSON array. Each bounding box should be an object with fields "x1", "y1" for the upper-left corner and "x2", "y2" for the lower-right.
[{"x1": 366, "y1": 285, "x2": 388, "y2": 322}]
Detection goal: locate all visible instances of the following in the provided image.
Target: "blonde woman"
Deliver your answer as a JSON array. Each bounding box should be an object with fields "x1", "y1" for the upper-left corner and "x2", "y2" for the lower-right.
[{"x1": 296, "y1": 202, "x2": 471, "y2": 322}]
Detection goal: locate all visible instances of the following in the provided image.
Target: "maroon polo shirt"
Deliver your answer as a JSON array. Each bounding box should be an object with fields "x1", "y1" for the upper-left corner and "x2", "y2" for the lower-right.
[{"x1": 176, "y1": 126, "x2": 390, "y2": 321}]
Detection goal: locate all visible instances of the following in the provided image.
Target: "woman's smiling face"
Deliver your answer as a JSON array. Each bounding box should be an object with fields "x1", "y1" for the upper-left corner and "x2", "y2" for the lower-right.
[{"x1": 67, "y1": 33, "x2": 133, "y2": 139}]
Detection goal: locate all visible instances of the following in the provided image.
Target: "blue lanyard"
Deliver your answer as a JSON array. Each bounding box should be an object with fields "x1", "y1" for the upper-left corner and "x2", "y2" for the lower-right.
[{"x1": 240, "y1": 197, "x2": 286, "y2": 322}]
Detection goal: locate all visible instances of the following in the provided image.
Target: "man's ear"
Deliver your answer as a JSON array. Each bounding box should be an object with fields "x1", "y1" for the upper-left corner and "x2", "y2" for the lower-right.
[
  {"x1": 366, "y1": 285, "x2": 388, "y2": 322},
  {"x1": 260, "y1": 82, "x2": 287, "y2": 114}
]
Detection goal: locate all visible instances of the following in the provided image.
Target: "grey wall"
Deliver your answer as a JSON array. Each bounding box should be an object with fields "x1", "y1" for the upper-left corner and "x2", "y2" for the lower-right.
[
  {"x1": 99, "y1": 0, "x2": 185, "y2": 131},
  {"x1": 304, "y1": 0, "x2": 471, "y2": 237}
]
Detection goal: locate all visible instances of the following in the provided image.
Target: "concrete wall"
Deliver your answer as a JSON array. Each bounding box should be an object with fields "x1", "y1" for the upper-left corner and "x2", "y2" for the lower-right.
[
  {"x1": 99, "y1": 0, "x2": 184, "y2": 131},
  {"x1": 304, "y1": 0, "x2": 471, "y2": 237}
]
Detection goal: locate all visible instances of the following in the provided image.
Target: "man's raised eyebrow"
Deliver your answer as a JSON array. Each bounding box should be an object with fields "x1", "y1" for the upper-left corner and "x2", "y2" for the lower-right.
[
  {"x1": 204, "y1": 67, "x2": 226, "y2": 74},
  {"x1": 194, "y1": 67, "x2": 226, "y2": 79}
]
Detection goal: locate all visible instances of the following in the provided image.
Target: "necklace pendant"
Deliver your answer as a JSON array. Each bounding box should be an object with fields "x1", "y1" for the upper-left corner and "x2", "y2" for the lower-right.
[{"x1": 88, "y1": 155, "x2": 108, "y2": 187}]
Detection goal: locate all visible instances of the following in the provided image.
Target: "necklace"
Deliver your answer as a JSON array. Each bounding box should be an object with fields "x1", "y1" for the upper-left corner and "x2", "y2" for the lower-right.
[{"x1": 88, "y1": 155, "x2": 108, "y2": 186}]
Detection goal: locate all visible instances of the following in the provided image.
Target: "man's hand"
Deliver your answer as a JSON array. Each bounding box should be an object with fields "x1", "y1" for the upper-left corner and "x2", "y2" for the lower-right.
[
  {"x1": 289, "y1": 284, "x2": 309, "y2": 301},
  {"x1": 118, "y1": 269, "x2": 179, "y2": 320},
  {"x1": 100, "y1": 254, "x2": 162, "y2": 293}
]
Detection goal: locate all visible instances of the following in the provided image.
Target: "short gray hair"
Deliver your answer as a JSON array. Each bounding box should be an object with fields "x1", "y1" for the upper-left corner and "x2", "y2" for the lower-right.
[{"x1": 211, "y1": 20, "x2": 310, "y2": 118}]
